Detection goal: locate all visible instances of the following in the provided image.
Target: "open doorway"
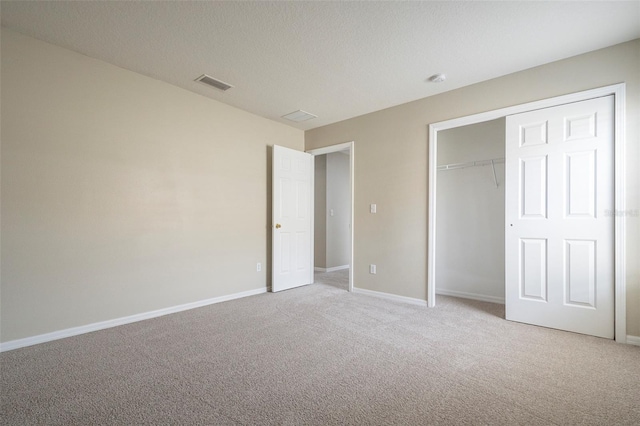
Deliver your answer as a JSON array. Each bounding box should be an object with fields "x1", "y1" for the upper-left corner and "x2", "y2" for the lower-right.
[
  {"x1": 307, "y1": 142, "x2": 354, "y2": 292},
  {"x1": 435, "y1": 119, "x2": 505, "y2": 304}
]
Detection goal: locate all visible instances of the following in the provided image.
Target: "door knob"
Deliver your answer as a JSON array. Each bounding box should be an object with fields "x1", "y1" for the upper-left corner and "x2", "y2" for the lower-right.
[{"x1": 275, "y1": 223, "x2": 281, "y2": 229}]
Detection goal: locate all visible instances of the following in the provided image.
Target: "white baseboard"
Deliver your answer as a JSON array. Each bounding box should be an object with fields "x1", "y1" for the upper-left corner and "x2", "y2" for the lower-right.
[
  {"x1": 436, "y1": 289, "x2": 505, "y2": 304},
  {"x1": 626, "y1": 335, "x2": 640, "y2": 346},
  {"x1": 0, "y1": 287, "x2": 267, "y2": 353},
  {"x1": 314, "y1": 265, "x2": 349, "y2": 273},
  {"x1": 353, "y1": 287, "x2": 427, "y2": 307}
]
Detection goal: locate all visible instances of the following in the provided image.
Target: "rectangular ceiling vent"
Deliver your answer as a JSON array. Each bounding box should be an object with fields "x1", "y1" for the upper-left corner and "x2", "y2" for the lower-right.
[
  {"x1": 281, "y1": 110, "x2": 317, "y2": 122},
  {"x1": 195, "y1": 74, "x2": 234, "y2": 91}
]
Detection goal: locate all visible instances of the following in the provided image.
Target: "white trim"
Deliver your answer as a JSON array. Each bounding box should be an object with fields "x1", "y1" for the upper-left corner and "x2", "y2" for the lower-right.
[
  {"x1": 310, "y1": 149, "x2": 315, "y2": 288},
  {"x1": 613, "y1": 88, "x2": 627, "y2": 345},
  {"x1": 428, "y1": 122, "x2": 437, "y2": 308},
  {"x1": 626, "y1": 335, "x2": 640, "y2": 346},
  {"x1": 307, "y1": 141, "x2": 353, "y2": 156},
  {"x1": 315, "y1": 265, "x2": 350, "y2": 273},
  {"x1": 353, "y1": 287, "x2": 427, "y2": 307},
  {"x1": 427, "y1": 83, "x2": 627, "y2": 343},
  {"x1": 0, "y1": 288, "x2": 267, "y2": 353},
  {"x1": 307, "y1": 141, "x2": 355, "y2": 293},
  {"x1": 436, "y1": 289, "x2": 505, "y2": 305}
]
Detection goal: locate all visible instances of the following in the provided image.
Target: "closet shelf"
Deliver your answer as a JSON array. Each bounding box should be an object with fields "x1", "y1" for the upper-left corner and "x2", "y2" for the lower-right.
[
  {"x1": 437, "y1": 157, "x2": 505, "y2": 171},
  {"x1": 437, "y1": 157, "x2": 504, "y2": 188}
]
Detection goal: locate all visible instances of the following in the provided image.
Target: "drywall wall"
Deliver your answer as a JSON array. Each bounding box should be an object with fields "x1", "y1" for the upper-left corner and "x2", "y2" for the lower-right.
[
  {"x1": 326, "y1": 152, "x2": 351, "y2": 269},
  {"x1": 436, "y1": 119, "x2": 505, "y2": 302},
  {"x1": 0, "y1": 29, "x2": 304, "y2": 342},
  {"x1": 305, "y1": 39, "x2": 640, "y2": 336},
  {"x1": 314, "y1": 155, "x2": 327, "y2": 268}
]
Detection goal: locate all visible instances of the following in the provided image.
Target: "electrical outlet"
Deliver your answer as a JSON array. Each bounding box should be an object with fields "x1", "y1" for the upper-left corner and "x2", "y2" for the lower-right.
[
  {"x1": 370, "y1": 204, "x2": 377, "y2": 214},
  {"x1": 257, "y1": 262, "x2": 262, "y2": 272},
  {"x1": 370, "y1": 264, "x2": 377, "y2": 274}
]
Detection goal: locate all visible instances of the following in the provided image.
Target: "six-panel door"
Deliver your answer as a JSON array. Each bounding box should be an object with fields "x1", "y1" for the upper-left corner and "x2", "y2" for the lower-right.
[
  {"x1": 272, "y1": 145, "x2": 314, "y2": 292},
  {"x1": 505, "y1": 96, "x2": 614, "y2": 338}
]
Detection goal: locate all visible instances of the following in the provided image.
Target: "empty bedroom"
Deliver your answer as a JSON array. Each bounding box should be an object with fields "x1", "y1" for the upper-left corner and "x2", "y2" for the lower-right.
[{"x1": 1, "y1": 1, "x2": 639, "y2": 425}]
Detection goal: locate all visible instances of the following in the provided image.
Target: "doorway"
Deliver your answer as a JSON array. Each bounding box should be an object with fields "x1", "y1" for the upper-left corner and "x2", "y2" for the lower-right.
[
  {"x1": 436, "y1": 119, "x2": 506, "y2": 304},
  {"x1": 428, "y1": 84, "x2": 627, "y2": 342},
  {"x1": 307, "y1": 142, "x2": 355, "y2": 292}
]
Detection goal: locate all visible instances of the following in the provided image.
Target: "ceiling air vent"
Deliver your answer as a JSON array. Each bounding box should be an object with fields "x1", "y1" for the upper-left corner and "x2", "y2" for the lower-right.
[
  {"x1": 195, "y1": 74, "x2": 234, "y2": 91},
  {"x1": 281, "y1": 110, "x2": 317, "y2": 122}
]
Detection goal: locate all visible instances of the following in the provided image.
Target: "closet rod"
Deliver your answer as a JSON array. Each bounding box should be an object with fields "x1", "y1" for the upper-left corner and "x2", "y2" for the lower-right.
[{"x1": 436, "y1": 157, "x2": 505, "y2": 171}]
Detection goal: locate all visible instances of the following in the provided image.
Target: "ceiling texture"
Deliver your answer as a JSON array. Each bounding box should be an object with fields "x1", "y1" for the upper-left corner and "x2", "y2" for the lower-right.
[{"x1": 1, "y1": 1, "x2": 639, "y2": 130}]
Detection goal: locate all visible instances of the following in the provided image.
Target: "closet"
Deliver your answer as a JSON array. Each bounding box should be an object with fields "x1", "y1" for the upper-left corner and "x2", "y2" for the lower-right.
[{"x1": 435, "y1": 118, "x2": 506, "y2": 303}]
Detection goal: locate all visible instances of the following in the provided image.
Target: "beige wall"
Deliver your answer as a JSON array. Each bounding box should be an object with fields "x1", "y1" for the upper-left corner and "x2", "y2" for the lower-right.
[
  {"x1": 314, "y1": 155, "x2": 327, "y2": 268},
  {"x1": 306, "y1": 39, "x2": 640, "y2": 337},
  {"x1": 0, "y1": 29, "x2": 304, "y2": 342},
  {"x1": 436, "y1": 119, "x2": 505, "y2": 301}
]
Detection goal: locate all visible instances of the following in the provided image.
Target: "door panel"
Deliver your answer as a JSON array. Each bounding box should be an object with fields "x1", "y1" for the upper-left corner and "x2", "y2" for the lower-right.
[
  {"x1": 564, "y1": 239, "x2": 596, "y2": 307},
  {"x1": 520, "y1": 238, "x2": 548, "y2": 301},
  {"x1": 565, "y1": 150, "x2": 596, "y2": 218},
  {"x1": 272, "y1": 145, "x2": 313, "y2": 292},
  {"x1": 505, "y1": 96, "x2": 614, "y2": 338},
  {"x1": 520, "y1": 156, "x2": 548, "y2": 219}
]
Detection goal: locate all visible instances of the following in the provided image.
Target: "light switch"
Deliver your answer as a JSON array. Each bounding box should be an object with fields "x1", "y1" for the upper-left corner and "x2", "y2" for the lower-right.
[{"x1": 370, "y1": 204, "x2": 377, "y2": 213}]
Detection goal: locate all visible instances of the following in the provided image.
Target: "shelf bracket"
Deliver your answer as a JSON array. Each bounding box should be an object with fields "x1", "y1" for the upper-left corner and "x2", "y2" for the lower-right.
[{"x1": 491, "y1": 159, "x2": 498, "y2": 188}]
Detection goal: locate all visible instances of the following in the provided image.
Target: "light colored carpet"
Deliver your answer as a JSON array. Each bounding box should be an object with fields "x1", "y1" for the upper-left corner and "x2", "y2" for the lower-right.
[
  {"x1": 1, "y1": 283, "x2": 639, "y2": 425},
  {"x1": 314, "y1": 269, "x2": 349, "y2": 291}
]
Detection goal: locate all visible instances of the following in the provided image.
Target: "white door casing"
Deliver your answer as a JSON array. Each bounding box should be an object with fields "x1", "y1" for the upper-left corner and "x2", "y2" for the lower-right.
[
  {"x1": 306, "y1": 141, "x2": 356, "y2": 292},
  {"x1": 272, "y1": 145, "x2": 314, "y2": 292},
  {"x1": 505, "y1": 96, "x2": 614, "y2": 338}
]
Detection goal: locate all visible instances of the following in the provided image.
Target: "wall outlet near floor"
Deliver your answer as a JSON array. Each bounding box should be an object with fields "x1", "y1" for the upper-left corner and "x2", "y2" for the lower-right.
[
  {"x1": 370, "y1": 264, "x2": 377, "y2": 274},
  {"x1": 257, "y1": 262, "x2": 262, "y2": 272}
]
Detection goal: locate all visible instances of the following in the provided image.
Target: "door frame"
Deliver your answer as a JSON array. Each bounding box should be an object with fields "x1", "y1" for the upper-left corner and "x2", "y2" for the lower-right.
[
  {"x1": 307, "y1": 141, "x2": 355, "y2": 292},
  {"x1": 427, "y1": 84, "x2": 627, "y2": 343}
]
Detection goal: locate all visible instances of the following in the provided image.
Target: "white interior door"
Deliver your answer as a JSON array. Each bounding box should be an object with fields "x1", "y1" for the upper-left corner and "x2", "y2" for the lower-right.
[
  {"x1": 505, "y1": 96, "x2": 614, "y2": 339},
  {"x1": 272, "y1": 145, "x2": 314, "y2": 292}
]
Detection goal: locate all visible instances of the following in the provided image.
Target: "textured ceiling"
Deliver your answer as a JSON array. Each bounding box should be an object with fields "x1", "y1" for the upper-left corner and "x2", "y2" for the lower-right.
[{"x1": 1, "y1": 1, "x2": 639, "y2": 130}]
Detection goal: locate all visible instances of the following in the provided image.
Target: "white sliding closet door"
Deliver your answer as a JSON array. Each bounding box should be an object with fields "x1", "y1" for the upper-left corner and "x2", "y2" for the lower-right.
[{"x1": 505, "y1": 96, "x2": 614, "y2": 339}]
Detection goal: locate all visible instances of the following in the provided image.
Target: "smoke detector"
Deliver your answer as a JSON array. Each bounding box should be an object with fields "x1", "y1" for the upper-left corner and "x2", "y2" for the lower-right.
[{"x1": 428, "y1": 73, "x2": 447, "y2": 83}]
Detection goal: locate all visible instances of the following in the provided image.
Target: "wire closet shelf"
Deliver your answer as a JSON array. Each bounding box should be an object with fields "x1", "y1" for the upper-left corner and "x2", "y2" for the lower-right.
[{"x1": 437, "y1": 157, "x2": 504, "y2": 188}]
